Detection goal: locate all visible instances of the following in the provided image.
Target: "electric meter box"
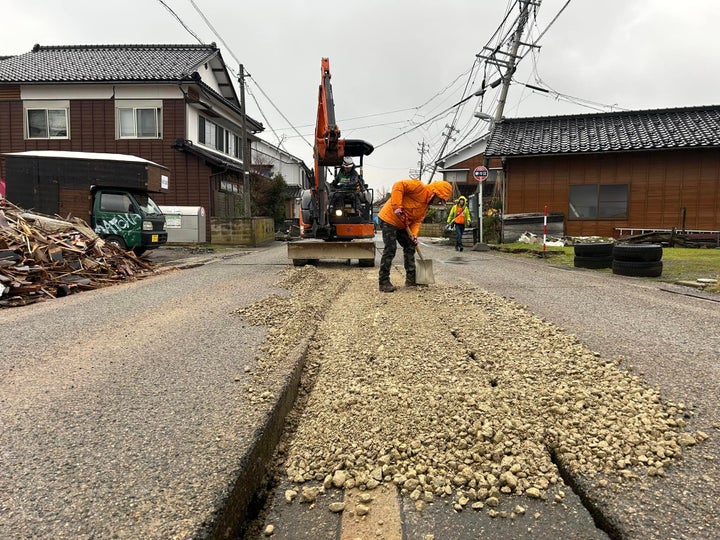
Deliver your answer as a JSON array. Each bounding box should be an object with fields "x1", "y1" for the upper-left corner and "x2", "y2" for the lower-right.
[{"x1": 159, "y1": 206, "x2": 206, "y2": 243}]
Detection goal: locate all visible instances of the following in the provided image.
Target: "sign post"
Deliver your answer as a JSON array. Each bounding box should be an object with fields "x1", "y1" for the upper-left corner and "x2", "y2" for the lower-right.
[{"x1": 472, "y1": 166, "x2": 488, "y2": 243}]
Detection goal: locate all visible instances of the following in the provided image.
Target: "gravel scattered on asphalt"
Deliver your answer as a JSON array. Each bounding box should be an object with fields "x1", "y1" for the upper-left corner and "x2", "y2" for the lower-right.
[{"x1": 236, "y1": 265, "x2": 709, "y2": 514}]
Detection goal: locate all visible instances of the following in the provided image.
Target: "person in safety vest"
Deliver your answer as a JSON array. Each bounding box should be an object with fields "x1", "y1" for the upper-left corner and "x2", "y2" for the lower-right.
[
  {"x1": 377, "y1": 179, "x2": 453, "y2": 292},
  {"x1": 447, "y1": 196, "x2": 471, "y2": 251}
]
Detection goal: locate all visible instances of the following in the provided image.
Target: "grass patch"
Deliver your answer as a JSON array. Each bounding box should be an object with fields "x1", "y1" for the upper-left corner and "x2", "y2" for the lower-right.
[{"x1": 489, "y1": 242, "x2": 720, "y2": 292}]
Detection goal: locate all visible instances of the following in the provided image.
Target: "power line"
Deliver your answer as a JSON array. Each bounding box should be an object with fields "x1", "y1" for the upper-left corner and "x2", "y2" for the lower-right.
[
  {"x1": 244, "y1": 84, "x2": 290, "y2": 151},
  {"x1": 375, "y1": 94, "x2": 477, "y2": 149},
  {"x1": 246, "y1": 76, "x2": 313, "y2": 150},
  {"x1": 274, "y1": 106, "x2": 420, "y2": 131},
  {"x1": 156, "y1": 0, "x2": 204, "y2": 43},
  {"x1": 188, "y1": 0, "x2": 239, "y2": 65},
  {"x1": 183, "y1": 0, "x2": 311, "y2": 151}
]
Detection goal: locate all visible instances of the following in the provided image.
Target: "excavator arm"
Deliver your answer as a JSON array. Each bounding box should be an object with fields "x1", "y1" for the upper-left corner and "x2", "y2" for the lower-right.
[{"x1": 314, "y1": 58, "x2": 346, "y2": 181}]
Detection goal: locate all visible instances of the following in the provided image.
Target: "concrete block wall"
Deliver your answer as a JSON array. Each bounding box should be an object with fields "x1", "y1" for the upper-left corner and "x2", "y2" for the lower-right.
[
  {"x1": 210, "y1": 217, "x2": 275, "y2": 246},
  {"x1": 419, "y1": 223, "x2": 444, "y2": 237}
]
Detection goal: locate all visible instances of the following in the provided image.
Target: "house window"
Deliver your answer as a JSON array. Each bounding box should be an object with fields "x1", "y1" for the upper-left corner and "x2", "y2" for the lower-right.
[
  {"x1": 215, "y1": 125, "x2": 225, "y2": 152},
  {"x1": 198, "y1": 115, "x2": 241, "y2": 157},
  {"x1": 227, "y1": 132, "x2": 236, "y2": 158},
  {"x1": 220, "y1": 179, "x2": 240, "y2": 193},
  {"x1": 569, "y1": 184, "x2": 628, "y2": 219},
  {"x1": 117, "y1": 107, "x2": 161, "y2": 138},
  {"x1": 26, "y1": 108, "x2": 69, "y2": 139}
]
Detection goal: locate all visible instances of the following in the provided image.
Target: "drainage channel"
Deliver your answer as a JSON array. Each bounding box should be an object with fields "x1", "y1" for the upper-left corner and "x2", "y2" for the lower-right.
[
  {"x1": 549, "y1": 446, "x2": 621, "y2": 540},
  {"x1": 235, "y1": 329, "x2": 616, "y2": 540}
]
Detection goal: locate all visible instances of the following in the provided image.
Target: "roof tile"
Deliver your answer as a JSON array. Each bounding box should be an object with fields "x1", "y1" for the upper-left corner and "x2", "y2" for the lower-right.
[
  {"x1": 0, "y1": 44, "x2": 218, "y2": 82},
  {"x1": 485, "y1": 106, "x2": 720, "y2": 156}
]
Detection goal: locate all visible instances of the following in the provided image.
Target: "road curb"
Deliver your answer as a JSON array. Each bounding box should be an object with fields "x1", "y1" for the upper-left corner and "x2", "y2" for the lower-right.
[{"x1": 206, "y1": 338, "x2": 310, "y2": 539}]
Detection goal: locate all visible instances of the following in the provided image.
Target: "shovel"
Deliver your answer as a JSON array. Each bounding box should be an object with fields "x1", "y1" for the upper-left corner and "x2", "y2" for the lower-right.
[{"x1": 406, "y1": 226, "x2": 435, "y2": 285}]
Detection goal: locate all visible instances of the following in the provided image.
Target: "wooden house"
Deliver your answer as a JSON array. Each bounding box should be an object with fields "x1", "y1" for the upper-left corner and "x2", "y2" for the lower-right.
[
  {"x1": 0, "y1": 43, "x2": 274, "y2": 241},
  {"x1": 484, "y1": 106, "x2": 720, "y2": 239}
]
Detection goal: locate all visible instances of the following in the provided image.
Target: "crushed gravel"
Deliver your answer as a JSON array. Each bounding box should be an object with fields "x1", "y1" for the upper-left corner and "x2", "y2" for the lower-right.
[{"x1": 236, "y1": 265, "x2": 708, "y2": 514}]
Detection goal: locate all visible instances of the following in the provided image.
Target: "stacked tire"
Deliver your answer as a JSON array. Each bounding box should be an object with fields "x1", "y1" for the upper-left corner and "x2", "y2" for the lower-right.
[
  {"x1": 574, "y1": 242, "x2": 614, "y2": 269},
  {"x1": 612, "y1": 243, "x2": 663, "y2": 277}
]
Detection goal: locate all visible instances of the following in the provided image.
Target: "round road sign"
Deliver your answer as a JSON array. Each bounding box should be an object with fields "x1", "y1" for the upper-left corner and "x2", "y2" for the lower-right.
[{"x1": 472, "y1": 165, "x2": 489, "y2": 182}]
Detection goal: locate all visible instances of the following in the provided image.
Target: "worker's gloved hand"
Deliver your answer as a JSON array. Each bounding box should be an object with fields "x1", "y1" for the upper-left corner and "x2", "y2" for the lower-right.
[
  {"x1": 394, "y1": 207, "x2": 405, "y2": 218},
  {"x1": 411, "y1": 235, "x2": 418, "y2": 246}
]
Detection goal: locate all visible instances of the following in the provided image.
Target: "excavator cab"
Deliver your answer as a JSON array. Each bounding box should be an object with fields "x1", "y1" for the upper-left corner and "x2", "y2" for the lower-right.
[{"x1": 326, "y1": 143, "x2": 374, "y2": 233}]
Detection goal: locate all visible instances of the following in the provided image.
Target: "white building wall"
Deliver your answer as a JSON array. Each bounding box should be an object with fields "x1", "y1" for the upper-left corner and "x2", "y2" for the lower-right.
[
  {"x1": 252, "y1": 139, "x2": 306, "y2": 187},
  {"x1": 21, "y1": 84, "x2": 184, "y2": 100}
]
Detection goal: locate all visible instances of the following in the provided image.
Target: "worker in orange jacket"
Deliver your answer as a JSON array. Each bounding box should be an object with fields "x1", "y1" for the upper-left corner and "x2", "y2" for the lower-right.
[{"x1": 377, "y1": 179, "x2": 453, "y2": 292}]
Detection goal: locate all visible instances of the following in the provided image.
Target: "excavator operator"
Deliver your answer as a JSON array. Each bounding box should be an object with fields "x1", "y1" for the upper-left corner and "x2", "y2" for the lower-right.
[
  {"x1": 331, "y1": 157, "x2": 363, "y2": 190},
  {"x1": 330, "y1": 156, "x2": 368, "y2": 217}
]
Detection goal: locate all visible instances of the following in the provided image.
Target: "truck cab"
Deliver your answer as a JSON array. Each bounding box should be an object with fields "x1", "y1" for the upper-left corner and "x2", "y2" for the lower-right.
[{"x1": 92, "y1": 188, "x2": 167, "y2": 255}]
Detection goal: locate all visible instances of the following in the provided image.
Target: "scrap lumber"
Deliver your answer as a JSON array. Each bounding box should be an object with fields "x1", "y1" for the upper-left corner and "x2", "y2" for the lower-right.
[{"x1": 0, "y1": 198, "x2": 157, "y2": 308}]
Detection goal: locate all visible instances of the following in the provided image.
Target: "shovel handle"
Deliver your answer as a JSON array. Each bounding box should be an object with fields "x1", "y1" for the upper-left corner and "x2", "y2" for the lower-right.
[{"x1": 406, "y1": 226, "x2": 425, "y2": 261}]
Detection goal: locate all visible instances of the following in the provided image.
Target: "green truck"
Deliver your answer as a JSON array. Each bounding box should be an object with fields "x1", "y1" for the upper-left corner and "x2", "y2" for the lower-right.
[{"x1": 2, "y1": 150, "x2": 168, "y2": 255}]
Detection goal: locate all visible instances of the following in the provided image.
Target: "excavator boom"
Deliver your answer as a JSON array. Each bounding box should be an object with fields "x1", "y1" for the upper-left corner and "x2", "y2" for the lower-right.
[{"x1": 315, "y1": 58, "x2": 346, "y2": 176}]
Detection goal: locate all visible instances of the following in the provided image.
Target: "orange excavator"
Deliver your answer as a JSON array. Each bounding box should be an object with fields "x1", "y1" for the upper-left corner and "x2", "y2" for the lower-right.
[{"x1": 287, "y1": 58, "x2": 376, "y2": 267}]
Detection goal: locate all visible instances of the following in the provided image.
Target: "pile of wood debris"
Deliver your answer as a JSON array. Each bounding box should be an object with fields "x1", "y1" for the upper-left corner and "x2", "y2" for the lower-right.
[{"x1": 0, "y1": 199, "x2": 157, "y2": 308}]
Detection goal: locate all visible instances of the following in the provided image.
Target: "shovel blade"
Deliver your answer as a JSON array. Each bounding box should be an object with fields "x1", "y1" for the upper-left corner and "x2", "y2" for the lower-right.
[{"x1": 416, "y1": 258, "x2": 435, "y2": 284}]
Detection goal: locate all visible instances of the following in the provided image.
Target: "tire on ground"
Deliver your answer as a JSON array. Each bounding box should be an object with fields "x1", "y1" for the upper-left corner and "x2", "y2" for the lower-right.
[
  {"x1": 613, "y1": 243, "x2": 663, "y2": 262},
  {"x1": 573, "y1": 242, "x2": 614, "y2": 257},
  {"x1": 574, "y1": 255, "x2": 613, "y2": 269},
  {"x1": 612, "y1": 259, "x2": 663, "y2": 277},
  {"x1": 104, "y1": 235, "x2": 127, "y2": 250}
]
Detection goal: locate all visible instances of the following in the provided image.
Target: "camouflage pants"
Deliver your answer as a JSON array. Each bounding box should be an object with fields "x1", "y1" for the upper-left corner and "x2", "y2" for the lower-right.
[{"x1": 379, "y1": 219, "x2": 416, "y2": 285}]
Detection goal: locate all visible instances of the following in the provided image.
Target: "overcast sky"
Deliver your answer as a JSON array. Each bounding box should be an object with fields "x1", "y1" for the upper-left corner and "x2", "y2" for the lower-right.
[{"x1": 3, "y1": 0, "x2": 719, "y2": 193}]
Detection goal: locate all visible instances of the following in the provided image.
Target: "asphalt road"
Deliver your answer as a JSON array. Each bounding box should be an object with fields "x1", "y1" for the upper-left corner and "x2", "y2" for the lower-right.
[
  {"x1": 0, "y1": 247, "x2": 286, "y2": 539},
  {"x1": 1, "y1": 240, "x2": 718, "y2": 539}
]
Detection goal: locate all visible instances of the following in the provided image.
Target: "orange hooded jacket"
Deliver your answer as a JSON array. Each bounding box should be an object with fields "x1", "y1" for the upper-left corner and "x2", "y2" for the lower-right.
[{"x1": 378, "y1": 179, "x2": 453, "y2": 237}]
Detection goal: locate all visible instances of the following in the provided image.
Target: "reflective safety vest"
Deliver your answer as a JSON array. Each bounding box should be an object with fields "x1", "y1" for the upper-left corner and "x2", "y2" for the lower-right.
[{"x1": 453, "y1": 205, "x2": 466, "y2": 225}]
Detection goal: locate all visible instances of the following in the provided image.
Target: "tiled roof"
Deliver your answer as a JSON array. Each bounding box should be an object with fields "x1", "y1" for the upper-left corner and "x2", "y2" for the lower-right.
[
  {"x1": 485, "y1": 106, "x2": 720, "y2": 157},
  {"x1": 0, "y1": 44, "x2": 218, "y2": 82}
]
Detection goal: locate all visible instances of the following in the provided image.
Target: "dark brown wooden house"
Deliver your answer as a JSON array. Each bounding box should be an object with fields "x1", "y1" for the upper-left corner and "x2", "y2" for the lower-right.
[
  {"x1": 0, "y1": 43, "x2": 265, "y2": 240},
  {"x1": 485, "y1": 106, "x2": 720, "y2": 238}
]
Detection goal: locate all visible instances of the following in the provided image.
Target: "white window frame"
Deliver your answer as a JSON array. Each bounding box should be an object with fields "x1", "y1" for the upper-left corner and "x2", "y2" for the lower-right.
[
  {"x1": 198, "y1": 114, "x2": 242, "y2": 158},
  {"x1": 115, "y1": 100, "x2": 162, "y2": 139},
  {"x1": 24, "y1": 101, "x2": 70, "y2": 140}
]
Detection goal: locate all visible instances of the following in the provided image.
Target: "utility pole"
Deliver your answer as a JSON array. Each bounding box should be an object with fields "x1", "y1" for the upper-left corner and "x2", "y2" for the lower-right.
[
  {"x1": 417, "y1": 140, "x2": 429, "y2": 181},
  {"x1": 492, "y1": 0, "x2": 536, "y2": 121},
  {"x1": 238, "y1": 64, "x2": 251, "y2": 218},
  {"x1": 426, "y1": 124, "x2": 458, "y2": 183},
  {"x1": 475, "y1": 0, "x2": 539, "y2": 239}
]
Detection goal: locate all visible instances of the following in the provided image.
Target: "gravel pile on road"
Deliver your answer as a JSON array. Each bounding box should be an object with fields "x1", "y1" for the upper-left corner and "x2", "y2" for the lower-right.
[{"x1": 236, "y1": 265, "x2": 708, "y2": 514}]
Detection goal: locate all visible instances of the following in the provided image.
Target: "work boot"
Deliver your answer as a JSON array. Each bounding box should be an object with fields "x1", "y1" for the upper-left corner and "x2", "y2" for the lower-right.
[{"x1": 379, "y1": 282, "x2": 396, "y2": 293}]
